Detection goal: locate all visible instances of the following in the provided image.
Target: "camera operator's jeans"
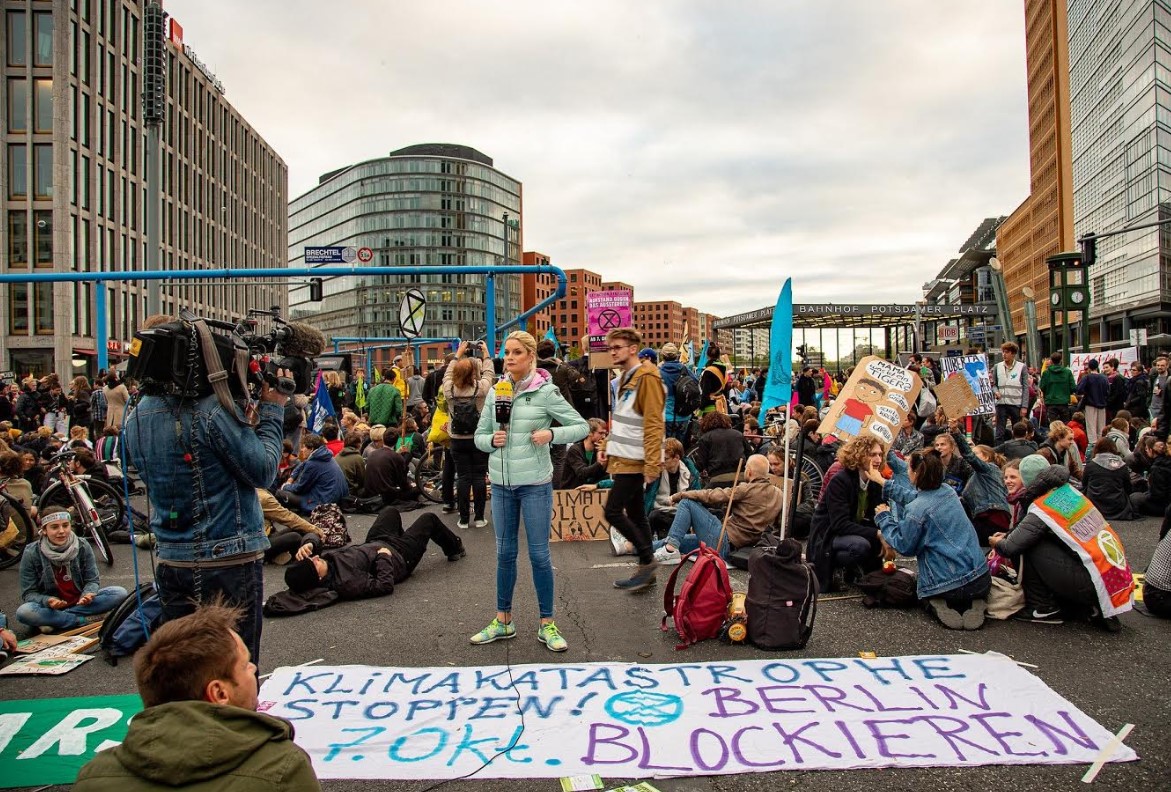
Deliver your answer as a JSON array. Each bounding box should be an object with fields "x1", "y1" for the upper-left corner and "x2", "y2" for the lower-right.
[
  {"x1": 155, "y1": 559, "x2": 264, "y2": 666},
  {"x1": 492, "y1": 483, "x2": 555, "y2": 619},
  {"x1": 16, "y1": 586, "x2": 128, "y2": 630}
]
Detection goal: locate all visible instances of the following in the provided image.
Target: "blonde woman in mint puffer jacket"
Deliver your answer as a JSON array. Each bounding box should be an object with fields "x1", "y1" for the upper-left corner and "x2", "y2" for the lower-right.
[{"x1": 470, "y1": 331, "x2": 588, "y2": 652}]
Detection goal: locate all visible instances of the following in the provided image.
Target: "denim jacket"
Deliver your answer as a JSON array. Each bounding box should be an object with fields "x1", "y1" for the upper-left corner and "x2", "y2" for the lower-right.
[
  {"x1": 875, "y1": 486, "x2": 987, "y2": 599},
  {"x1": 124, "y1": 394, "x2": 284, "y2": 563},
  {"x1": 953, "y1": 432, "x2": 1011, "y2": 516},
  {"x1": 20, "y1": 539, "x2": 101, "y2": 606}
]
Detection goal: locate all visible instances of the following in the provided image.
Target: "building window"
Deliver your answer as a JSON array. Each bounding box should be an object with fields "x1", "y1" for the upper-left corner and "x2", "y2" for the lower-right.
[
  {"x1": 7, "y1": 211, "x2": 27, "y2": 267},
  {"x1": 9, "y1": 284, "x2": 29, "y2": 333},
  {"x1": 33, "y1": 144, "x2": 53, "y2": 199},
  {"x1": 34, "y1": 78, "x2": 52, "y2": 133},
  {"x1": 6, "y1": 11, "x2": 26, "y2": 66},
  {"x1": 34, "y1": 283, "x2": 53, "y2": 333},
  {"x1": 7, "y1": 78, "x2": 27, "y2": 133},
  {"x1": 33, "y1": 11, "x2": 53, "y2": 67},
  {"x1": 8, "y1": 144, "x2": 27, "y2": 199},
  {"x1": 33, "y1": 210, "x2": 52, "y2": 267}
]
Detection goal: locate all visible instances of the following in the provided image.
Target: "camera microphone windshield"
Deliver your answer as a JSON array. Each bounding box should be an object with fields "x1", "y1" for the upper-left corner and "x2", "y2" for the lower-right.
[{"x1": 280, "y1": 322, "x2": 326, "y2": 359}]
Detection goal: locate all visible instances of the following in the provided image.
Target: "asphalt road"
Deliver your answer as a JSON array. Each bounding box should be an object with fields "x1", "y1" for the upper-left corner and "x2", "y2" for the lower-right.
[{"x1": 1, "y1": 498, "x2": 1167, "y2": 792}]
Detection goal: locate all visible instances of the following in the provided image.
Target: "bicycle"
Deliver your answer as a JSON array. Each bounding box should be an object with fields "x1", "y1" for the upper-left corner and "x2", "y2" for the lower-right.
[
  {"x1": 36, "y1": 449, "x2": 124, "y2": 566},
  {"x1": 0, "y1": 480, "x2": 36, "y2": 571},
  {"x1": 414, "y1": 443, "x2": 447, "y2": 504}
]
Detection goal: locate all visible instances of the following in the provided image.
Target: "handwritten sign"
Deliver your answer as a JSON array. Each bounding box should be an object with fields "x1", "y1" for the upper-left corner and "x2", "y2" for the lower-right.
[
  {"x1": 551, "y1": 489, "x2": 610, "y2": 542},
  {"x1": 0, "y1": 695, "x2": 142, "y2": 788},
  {"x1": 940, "y1": 354, "x2": 994, "y2": 416},
  {"x1": 819, "y1": 356, "x2": 922, "y2": 449},
  {"x1": 258, "y1": 655, "x2": 1136, "y2": 781},
  {"x1": 1069, "y1": 347, "x2": 1138, "y2": 382},
  {"x1": 935, "y1": 372, "x2": 980, "y2": 420}
]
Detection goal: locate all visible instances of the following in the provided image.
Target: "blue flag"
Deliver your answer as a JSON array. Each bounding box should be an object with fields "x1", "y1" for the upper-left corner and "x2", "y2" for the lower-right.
[
  {"x1": 308, "y1": 371, "x2": 336, "y2": 433},
  {"x1": 544, "y1": 326, "x2": 558, "y2": 348},
  {"x1": 684, "y1": 340, "x2": 696, "y2": 371},
  {"x1": 697, "y1": 339, "x2": 710, "y2": 372},
  {"x1": 761, "y1": 279, "x2": 794, "y2": 412}
]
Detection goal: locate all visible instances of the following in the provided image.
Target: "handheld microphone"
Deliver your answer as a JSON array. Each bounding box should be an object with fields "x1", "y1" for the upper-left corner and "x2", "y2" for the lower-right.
[{"x1": 494, "y1": 380, "x2": 513, "y2": 428}]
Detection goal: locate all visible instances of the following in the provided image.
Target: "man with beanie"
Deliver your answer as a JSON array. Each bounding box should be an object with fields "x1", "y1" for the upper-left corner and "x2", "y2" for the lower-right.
[
  {"x1": 658, "y1": 343, "x2": 691, "y2": 443},
  {"x1": 284, "y1": 507, "x2": 465, "y2": 600},
  {"x1": 603, "y1": 328, "x2": 665, "y2": 592}
]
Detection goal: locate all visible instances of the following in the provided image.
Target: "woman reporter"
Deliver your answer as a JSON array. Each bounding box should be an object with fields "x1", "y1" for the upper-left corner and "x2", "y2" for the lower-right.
[{"x1": 470, "y1": 332, "x2": 587, "y2": 652}]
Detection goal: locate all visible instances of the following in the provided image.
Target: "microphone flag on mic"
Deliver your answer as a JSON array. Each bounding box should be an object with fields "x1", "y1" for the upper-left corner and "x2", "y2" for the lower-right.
[{"x1": 494, "y1": 379, "x2": 513, "y2": 427}]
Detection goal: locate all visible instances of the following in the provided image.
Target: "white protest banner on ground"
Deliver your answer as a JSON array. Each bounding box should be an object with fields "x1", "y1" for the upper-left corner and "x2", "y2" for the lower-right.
[
  {"x1": 1069, "y1": 347, "x2": 1138, "y2": 382},
  {"x1": 818, "y1": 356, "x2": 921, "y2": 449},
  {"x1": 257, "y1": 654, "x2": 1135, "y2": 781},
  {"x1": 940, "y1": 354, "x2": 995, "y2": 415}
]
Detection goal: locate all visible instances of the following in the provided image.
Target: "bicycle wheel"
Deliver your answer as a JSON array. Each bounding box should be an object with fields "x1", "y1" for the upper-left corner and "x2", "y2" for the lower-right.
[
  {"x1": 414, "y1": 445, "x2": 446, "y2": 504},
  {"x1": 0, "y1": 491, "x2": 35, "y2": 570}
]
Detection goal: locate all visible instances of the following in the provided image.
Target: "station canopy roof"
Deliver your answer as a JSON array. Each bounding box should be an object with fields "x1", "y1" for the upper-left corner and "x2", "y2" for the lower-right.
[{"x1": 712, "y1": 302, "x2": 996, "y2": 331}]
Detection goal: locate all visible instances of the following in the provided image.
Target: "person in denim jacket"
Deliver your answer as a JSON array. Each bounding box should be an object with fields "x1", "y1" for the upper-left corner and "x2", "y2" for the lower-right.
[
  {"x1": 123, "y1": 366, "x2": 289, "y2": 665},
  {"x1": 17, "y1": 511, "x2": 127, "y2": 631},
  {"x1": 874, "y1": 450, "x2": 991, "y2": 631},
  {"x1": 951, "y1": 428, "x2": 1012, "y2": 546}
]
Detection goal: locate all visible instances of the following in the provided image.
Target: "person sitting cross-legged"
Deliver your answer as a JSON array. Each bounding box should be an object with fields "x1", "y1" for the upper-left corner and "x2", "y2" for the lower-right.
[
  {"x1": 651, "y1": 454, "x2": 781, "y2": 564},
  {"x1": 276, "y1": 434, "x2": 348, "y2": 514},
  {"x1": 283, "y1": 507, "x2": 465, "y2": 601},
  {"x1": 17, "y1": 510, "x2": 128, "y2": 632},
  {"x1": 256, "y1": 489, "x2": 324, "y2": 565},
  {"x1": 73, "y1": 604, "x2": 321, "y2": 791}
]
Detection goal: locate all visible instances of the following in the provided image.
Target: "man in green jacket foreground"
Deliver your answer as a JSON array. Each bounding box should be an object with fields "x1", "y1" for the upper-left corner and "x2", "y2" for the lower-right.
[{"x1": 74, "y1": 605, "x2": 320, "y2": 791}]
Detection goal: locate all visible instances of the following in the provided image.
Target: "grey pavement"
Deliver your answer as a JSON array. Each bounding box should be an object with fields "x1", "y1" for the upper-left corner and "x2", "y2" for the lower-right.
[{"x1": 1, "y1": 498, "x2": 1168, "y2": 792}]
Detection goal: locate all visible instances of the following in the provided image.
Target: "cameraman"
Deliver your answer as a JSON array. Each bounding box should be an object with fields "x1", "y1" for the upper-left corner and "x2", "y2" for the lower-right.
[{"x1": 124, "y1": 337, "x2": 290, "y2": 667}]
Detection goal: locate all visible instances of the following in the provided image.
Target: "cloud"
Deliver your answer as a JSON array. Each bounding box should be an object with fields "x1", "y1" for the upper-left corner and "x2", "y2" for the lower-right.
[{"x1": 167, "y1": 0, "x2": 1029, "y2": 318}]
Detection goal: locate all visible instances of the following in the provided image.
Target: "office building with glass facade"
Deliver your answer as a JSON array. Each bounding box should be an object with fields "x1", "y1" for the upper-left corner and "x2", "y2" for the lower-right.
[
  {"x1": 1068, "y1": 0, "x2": 1171, "y2": 339},
  {"x1": 0, "y1": 0, "x2": 287, "y2": 379},
  {"x1": 288, "y1": 144, "x2": 522, "y2": 368}
]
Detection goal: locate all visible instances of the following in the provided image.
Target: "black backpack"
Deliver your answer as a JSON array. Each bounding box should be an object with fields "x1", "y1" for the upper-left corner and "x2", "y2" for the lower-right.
[
  {"x1": 99, "y1": 583, "x2": 164, "y2": 665},
  {"x1": 746, "y1": 538, "x2": 818, "y2": 650},
  {"x1": 448, "y1": 385, "x2": 482, "y2": 435},
  {"x1": 673, "y1": 370, "x2": 702, "y2": 417},
  {"x1": 856, "y1": 568, "x2": 920, "y2": 608}
]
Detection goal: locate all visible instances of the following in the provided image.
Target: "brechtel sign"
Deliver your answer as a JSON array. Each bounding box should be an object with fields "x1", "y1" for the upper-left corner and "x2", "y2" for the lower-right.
[{"x1": 714, "y1": 304, "x2": 994, "y2": 329}]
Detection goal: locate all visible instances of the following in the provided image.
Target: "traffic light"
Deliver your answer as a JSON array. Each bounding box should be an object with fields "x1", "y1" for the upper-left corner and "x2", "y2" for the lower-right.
[
  {"x1": 797, "y1": 344, "x2": 807, "y2": 358},
  {"x1": 1079, "y1": 234, "x2": 1097, "y2": 268},
  {"x1": 309, "y1": 277, "x2": 323, "y2": 302}
]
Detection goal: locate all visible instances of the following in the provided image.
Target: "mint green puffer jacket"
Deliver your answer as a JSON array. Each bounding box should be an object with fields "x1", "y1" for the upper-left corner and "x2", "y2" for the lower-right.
[{"x1": 474, "y1": 371, "x2": 588, "y2": 487}]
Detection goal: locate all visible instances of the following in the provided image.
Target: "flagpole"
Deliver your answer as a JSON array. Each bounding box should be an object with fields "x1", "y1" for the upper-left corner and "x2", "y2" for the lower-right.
[{"x1": 780, "y1": 405, "x2": 792, "y2": 540}]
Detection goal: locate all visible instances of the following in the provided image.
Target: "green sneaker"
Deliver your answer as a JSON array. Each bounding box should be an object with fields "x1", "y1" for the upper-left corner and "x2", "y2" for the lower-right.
[
  {"x1": 469, "y1": 618, "x2": 515, "y2": 645},
  {"x1": 537, "y1": 621, "x2": 568, "y2": 652}
]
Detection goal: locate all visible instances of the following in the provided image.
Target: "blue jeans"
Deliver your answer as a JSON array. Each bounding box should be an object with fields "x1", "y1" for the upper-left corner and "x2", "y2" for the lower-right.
[
  {"x1": 492, "y1": 482, "x2": 555, "y2": 619},
  {"x1": 653, "y1": 499, "x2": 729, "y2": 557},
  {"x1": 832, "y1": 535, "x2": 872, "y2": 568},
  {"x1": 155, "y1": 559, "x2": 264, "y2": 666},
  {"x1": 16, "y1": 586, "x2": 129, "y2": 631}
]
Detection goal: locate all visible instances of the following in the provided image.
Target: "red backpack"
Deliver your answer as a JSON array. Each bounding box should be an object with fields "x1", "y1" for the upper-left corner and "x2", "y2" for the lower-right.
[{"x1": 661, "y1": 543, "x2": 734, "y2": 650}]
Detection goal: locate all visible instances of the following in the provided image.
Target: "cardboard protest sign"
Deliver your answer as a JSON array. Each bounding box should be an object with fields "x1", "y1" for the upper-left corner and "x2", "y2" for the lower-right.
[
  {"x1": 935, "y1": 371, "x2": 981, "y2": 419},
  {"x1": 940, "y1": 354, "x2": 994, "y2": 415},
  {"x1": 819, "y1": 356, "x2": 921, "y2": 449},
  {"x1": 258, "y1": 654, "x2": 1136, "y2": 781},
  {"x1": 550, "y1": 489, "x2": 610, "y2": 542}
]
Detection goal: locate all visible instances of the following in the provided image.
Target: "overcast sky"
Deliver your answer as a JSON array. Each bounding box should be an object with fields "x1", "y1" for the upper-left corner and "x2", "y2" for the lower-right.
[{"x1": 168, "y1": 1, "x2": 1029, "y2": 319}]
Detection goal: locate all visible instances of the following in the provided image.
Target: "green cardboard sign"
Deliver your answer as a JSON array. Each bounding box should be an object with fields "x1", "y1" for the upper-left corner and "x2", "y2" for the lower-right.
[{"x1": 0, "y1": 694, "x2": 142, "y2": 788}]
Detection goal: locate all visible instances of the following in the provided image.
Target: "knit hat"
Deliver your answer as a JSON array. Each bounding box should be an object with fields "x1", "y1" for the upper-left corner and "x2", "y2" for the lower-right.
[
  {"x1": 660, "y1": 343, "x2": 680, "y2": 360},
  {"x1": 284, "y1": 558, "x2": 322, "y2": 594},
  {"x1": 1018, "y1": 454, "x2": 1050, "y2": 487},
  {"x1": 638, "y1": 348, "x2": 658, "y2": 363}
]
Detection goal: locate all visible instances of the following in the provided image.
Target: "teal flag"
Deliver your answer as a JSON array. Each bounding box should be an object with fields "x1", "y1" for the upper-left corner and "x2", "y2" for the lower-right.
[
  {"x1": 761, "y1": 279, "x2": 794, "y2": 411},
  {"x1": 544, "y1": 327, "x2": 558, "y2": 347},
  {"x1": 697, "y1": 339, "x2": 710, "y2": 371}
]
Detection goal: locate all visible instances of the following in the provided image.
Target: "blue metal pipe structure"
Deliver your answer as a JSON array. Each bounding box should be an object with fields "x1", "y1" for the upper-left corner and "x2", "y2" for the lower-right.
[
  {"x1": 328, "y1": 337, "x2": 461, "y2": 380},
  {"x1": 0, "y1": 265, "x2": 566, "y2": 374}
]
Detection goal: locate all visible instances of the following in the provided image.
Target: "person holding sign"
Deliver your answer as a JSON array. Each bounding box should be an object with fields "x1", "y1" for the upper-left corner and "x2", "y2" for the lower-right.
[
  {"x1": 874, "y1": 450, "x2": 991, "y2": 630},
  {"x1": 471, "y1": 331, "x2": 588, "y2": 652}
]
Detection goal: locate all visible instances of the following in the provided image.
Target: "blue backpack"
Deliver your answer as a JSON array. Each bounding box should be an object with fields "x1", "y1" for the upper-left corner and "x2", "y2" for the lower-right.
[{"x1": 99, "y1": 583, "x2": 164, "y2": 665}]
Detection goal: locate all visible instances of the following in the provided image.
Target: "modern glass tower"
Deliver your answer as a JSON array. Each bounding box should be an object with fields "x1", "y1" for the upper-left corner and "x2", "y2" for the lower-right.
[
  {"x1": 288, "y1": 144, "x2": 523, "y2": 358},
  {"x1": 1068, "y1": 0, "x2": 1171, "y2": 338}
]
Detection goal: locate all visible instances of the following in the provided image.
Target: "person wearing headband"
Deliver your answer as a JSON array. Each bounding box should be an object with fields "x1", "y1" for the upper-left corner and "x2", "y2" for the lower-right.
[{"x1": 16, "y1": 510, "x2": 128, "y2": 631}]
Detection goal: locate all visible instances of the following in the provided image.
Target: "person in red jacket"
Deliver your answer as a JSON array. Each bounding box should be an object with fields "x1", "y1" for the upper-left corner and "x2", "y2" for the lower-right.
[{"x1": 1067, "y1": 412, "x2": 1089, "y2": 457}]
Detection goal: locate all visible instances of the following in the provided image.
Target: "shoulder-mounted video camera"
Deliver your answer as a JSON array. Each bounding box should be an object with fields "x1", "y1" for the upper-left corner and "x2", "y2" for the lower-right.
[{"x1": 127, "y1": 307, "x2": 324, "y2": 400}]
